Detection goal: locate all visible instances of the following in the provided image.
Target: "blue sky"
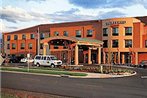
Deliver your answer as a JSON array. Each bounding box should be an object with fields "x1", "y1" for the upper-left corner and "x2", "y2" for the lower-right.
[{"x1": 0, "y1": 0, "x2": 147, "y2": 35}]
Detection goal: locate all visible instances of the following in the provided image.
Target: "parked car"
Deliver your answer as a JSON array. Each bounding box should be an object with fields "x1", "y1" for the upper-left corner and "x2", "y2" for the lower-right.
[
  {"x1": 139, "y1": 61, "x2": 147, "y2": 68},
  {"x1": 20, "y1": 58, "x2": 34, "y2": 63},
  {"x1": 34, "y1": 55, "x2": 62, "y2": 68}
]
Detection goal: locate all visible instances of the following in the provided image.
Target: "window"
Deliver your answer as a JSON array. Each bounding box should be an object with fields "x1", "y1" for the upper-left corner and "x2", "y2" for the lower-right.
[
  {"x1": 54, "y1": 31, "x2": 59, "y2": 36},
  {"x1": 125, "y1": 27, "x2": 132, "y2": 35},
  {"x1": 21, "y1": 43, "x2": 25, "y2": 49},
  {"x1": 22, "y1": 34, "x2": 26, "y2": 40},
  {"x1": 87, "y1": 29, "x2": 93, "y2": 37},
  {"x1": 63, "y1": 31, "x2": 68, "y2": 36},
  {"x1": 125, "y1": 40, "x2": 132, "y2": 48},
  {"x1": 7, "y1": 44, "x2": 10, "y2": 49},
  {"x1": 14, "y1": 35, "x2": 18, "y2": 40},
  {"x1": 145, "y1": 40, "x2": 147, "y2": 48},
  {"x1": 112, "y1": 40, "x2": 118, "y2": 48},
  {"x1": 7, "y1": 35, "x2": 11, "y2": 41},
  {"x1": 40, "y1": 43, "x2": 43, "y2": 49},
  {"x1": 76, "y1": 30, "x2": 81, "y2": 37},
  {"x1": 12, "y1": 43, "x2": 16, "y2": 49},
  {"x1": 103, "y1": 28, "x2": 108, "y2": 36},
  {"x1": 28, "y1": 43, "x2": 33, "y2": 49},
  {"x1": 103, "y1": 40, "x2": 108, "y2": 48},
  {"x1": 30, "y1": 34, "x2": 35, "y2": 39},
  {"x1": 35, "y1": 56, "x2": 41, "y2": 60},
  {"x1": 40, "y1": 33, "x2": 45, "y2": 39},
  {"x1": 112, "y1": 27, "x2": 118, "y2": 36},
  {"x1": 54, "y1": 45, "x2": 59, "y2": 49}
]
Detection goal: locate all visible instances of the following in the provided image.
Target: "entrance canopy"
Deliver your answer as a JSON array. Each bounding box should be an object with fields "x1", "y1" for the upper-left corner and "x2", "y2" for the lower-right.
[{"x1": 41, "y1": 36, "x2": 103, "y2": 46}]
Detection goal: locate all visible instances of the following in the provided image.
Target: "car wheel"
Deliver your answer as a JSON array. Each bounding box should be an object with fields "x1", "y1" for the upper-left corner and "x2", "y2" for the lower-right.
[
  {"x1": 51, "y1": 64, "x2": 55, "y2": 68},
  {"x1": 36, "y1": 63, "x2": 40, "y2": 67}
]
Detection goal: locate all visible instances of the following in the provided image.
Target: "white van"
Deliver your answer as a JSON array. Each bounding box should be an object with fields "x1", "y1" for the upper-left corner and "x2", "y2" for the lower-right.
[{"x1": 34, "y1": 55, "x2": 62, "y2": 67}]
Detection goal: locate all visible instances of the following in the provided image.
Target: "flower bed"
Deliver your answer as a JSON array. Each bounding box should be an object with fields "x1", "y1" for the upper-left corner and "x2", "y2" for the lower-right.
[{"x1": 61, "y1": 65, "x2": 134, "y2": 75}]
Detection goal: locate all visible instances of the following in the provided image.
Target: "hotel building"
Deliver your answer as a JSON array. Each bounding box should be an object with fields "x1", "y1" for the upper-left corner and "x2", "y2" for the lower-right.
[{"x1": 2, "y1": 16, "x2": 147, "y2": 65}]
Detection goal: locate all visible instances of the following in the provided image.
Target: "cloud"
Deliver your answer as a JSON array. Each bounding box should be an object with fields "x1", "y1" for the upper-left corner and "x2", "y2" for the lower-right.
[
  {"x1": 68, "y1": 0, "x2": 140, "y2": 9},
  {"x1": 99, "y1": 10, "x2": 126, "y2": 19},
  {"x1": 0, "y1": 6, "x2": 34, "y2": 23}
]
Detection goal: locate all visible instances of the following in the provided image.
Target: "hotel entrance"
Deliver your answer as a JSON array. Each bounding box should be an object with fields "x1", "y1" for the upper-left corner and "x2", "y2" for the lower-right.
[{"x1": 41, "y1": 36, "x2": 103, "y2": 65}]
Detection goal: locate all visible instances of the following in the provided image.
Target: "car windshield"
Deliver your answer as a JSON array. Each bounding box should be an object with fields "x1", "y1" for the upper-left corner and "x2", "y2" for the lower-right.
[{"x1": 50, "y1": 56, "x2": 58, "y2": 60}]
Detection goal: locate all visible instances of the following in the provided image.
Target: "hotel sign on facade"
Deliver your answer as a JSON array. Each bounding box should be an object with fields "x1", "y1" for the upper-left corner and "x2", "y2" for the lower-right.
[{"x1": 105, "y1": 21, "x2": 126, "y2": 26}]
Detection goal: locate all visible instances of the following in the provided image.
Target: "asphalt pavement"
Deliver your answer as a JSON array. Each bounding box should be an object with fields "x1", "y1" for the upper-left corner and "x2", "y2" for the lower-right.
[{"x1": 1, "y1": 68, "x2": 147, "y2": 98}]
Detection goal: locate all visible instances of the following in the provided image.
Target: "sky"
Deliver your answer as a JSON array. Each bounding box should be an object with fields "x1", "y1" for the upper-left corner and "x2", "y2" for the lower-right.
[{"x1": 0, "y1": 0, "x2": 147, "y2": 37}]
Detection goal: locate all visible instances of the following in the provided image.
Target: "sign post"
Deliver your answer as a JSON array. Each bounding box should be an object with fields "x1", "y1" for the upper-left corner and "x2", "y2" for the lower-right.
[{"x1": 27, "y1": 53, "x2": 30, "y2": 72}]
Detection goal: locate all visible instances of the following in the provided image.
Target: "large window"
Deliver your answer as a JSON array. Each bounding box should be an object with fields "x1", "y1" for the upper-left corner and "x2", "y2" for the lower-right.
[
  {"x1": 22, "y1": 34, "x2": 26, "y2": 40},
  {"x1": 112, "y1": 27, "x2": 118, "y2": 36},
  {"x1": 103, "y1": 40, "x2": 108, "y2": 48},
  {"x1": 125, "y1": 27, "x2": 132, "y2": 35},
  {"x1": 7, "y1": 44, "x2": 10, "y2": 49},
  {"x1": 87, "y1": 29, "x2": 93, "y2": 37},
  {"x1": 12, "y1": 43, "x2": 16, "y2": 49},
  {"x1": 125, "y1": 40, "x2": 132, "y2": 48},
  {"x1": 7, "y1": 35, "x2": 11, "y2": 41},
  {"x1": 76, "y1": 30, "x2": 81, "y2": 37},
  {"x1": 28, "y1": 43, "x2": 33, "y2": 49},
  {"x1": 21, "y1": 43, "x2": 25, "y2": 49},
  {"x1": 40, "y1": 33, "x2": 45, "y2": 39},
  {"x1": 54, "y1": 31, "x2": 59, "y2": 36},
  {"x1": 54, "y1": 45, "x2": 59, "y2": 49},
  {"x1": 14, "y1": 35, "x2": 18, "y2": 40},
  {"x1": 112, "y1": 40, "x2": 118, "y2": 48},
  {"x1": 145, "y1": 40, "x2": 147, "y2": 48},
  {"x1": 63, "y1": 31, "x2": 68, "y2": 36},
  {"x1": 103, "y1": 28, "x2": 108, "y2": 36},
  {"x1": 30, "y1": 34, "x2": 35, "y2": 39}
]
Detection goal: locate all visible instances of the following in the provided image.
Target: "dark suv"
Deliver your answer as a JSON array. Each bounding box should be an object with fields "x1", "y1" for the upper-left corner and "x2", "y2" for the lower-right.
[{"x1": 139, "y1": 61, "x2": 147, "y2": 68}]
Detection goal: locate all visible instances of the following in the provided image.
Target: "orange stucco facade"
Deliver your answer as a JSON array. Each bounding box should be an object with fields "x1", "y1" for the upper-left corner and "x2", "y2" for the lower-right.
[{"x1": 2, "y1": 16, "x2": 147, "y2": 65}]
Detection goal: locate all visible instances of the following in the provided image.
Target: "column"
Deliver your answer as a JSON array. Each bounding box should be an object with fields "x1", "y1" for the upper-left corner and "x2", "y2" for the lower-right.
[
  {"x1": 74, "y1": 44, "x2": 78, "y2": 65},
  {"x1": 122, "y1": 53, "x2": 125, "y2": 64},
  {"x1": 118, "y1": 52, "x2": 120, "y2": 64},
  {"x1": 43, "y1": 43, "x2": 48, "y2": 55},
  {"x1": 98, "y1": 47, "x2": 101, "y2": 64},
  {"x1": 135, "y1": 52, "x2": 138, "y2": 65},
  {"x1": 103, "y1": 52, "x2": 106, "y2": 64},
  {"x1": 88, "y1": 48, "x2": 92, "y2": 64}
]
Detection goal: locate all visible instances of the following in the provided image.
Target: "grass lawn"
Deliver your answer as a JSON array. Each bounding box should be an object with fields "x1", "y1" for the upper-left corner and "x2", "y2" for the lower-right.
[
  {"x1": 1, "y1": 93, "x2": 18, "y2": 98},
  {"x1": 0, "y1": 67, "x2": 87, "y2": 76}
]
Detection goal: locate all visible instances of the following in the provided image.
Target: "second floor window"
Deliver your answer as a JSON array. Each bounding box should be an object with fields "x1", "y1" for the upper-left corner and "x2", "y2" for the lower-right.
[
  {"x1": 63, "y1": 31, "x2": 68, "y2": 36},
  {"x1": 28, "y1": 43, "x2": 33, "y2": 49},
  {"x1": 103, "y1": 28, "x2": 108, "y2": 36},
  {"x1": 12, "y1": 43, "x2": 16, "y2": 49},
  {"x1": 21, "y1": 43, "x2": 25, "y2": 49},
  {"x1": 76, "y1": 30, "x2": 81, "y2": 37},
  {"x1": 103, "y1": 40, "x2": 108, "y2": 48},
  {"x1": 112, "y1": 27, "x2": 118, "y2": 36},
  {"x1": 22, "y1": 34, "x2": 26, "y2": 40},
  {"x1": 7, "y1": 35, "x2": 11, "y2": 41},
  {"x1": 125, "y1": 40, "x2": 132, "y2": 48},
  {"x1": 14, "y1": 35, "x2": 18, "y2": 40},
  {"x1": 40, "y1": 33, "x2": 45, "y2": 39},
  {"x1": 7, "y1": 44, "x2": 10, "y2": 49},
  {"x1": 125, "y1": 27, "x2": 132, "y2": 36},
  {"x1": 30, "y1": 34, "x2": 35, "y2": 39},
  {"x1": 112, "y1": 40, "x2": 118, "y2": 48},
  {"x1": 145, "y1": 40, "x2": 147, "y2": 48},
  {"x1": 87, "y1": 29, "x2": 93, "y2": 37},
  {"x1": 54, "y1": 31, "x2": 59, "y2": 36}
]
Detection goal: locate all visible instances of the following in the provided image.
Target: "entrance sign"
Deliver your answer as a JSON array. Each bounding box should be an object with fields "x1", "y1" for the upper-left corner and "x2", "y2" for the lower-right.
[{"x1": 105, "y1": 21, "x2": 126, "y2": 26}]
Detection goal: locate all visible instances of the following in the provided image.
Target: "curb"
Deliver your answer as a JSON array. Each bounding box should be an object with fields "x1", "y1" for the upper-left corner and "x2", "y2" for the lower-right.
[{"x1": 1, "y1": 70, "x2": 137, "y2": 79}]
